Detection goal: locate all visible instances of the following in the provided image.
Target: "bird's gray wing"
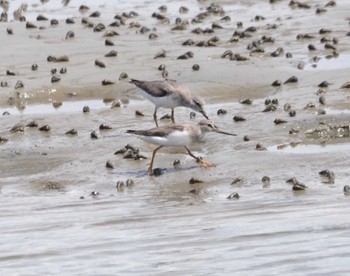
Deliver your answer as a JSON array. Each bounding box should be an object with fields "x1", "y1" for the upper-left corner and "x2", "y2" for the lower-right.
[
  {"x1": 127, "y1": 125, "x2": 185, "y2": 137},
  {"x1": 131, "y1": 79, "x2": 172, "y2": 97}
]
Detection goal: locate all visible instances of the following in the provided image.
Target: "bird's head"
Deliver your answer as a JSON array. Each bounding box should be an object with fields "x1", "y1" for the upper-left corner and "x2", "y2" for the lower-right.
[
  {"x1": 191, "y1": 96, "x2": 209, "y2": 120},
  {"x1": 198, "y1": 120, "x2": 236, "y2": 136}
]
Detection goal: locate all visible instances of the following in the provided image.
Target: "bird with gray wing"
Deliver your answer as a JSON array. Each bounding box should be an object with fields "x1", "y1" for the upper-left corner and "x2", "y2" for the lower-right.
[
  {"x1": 129, "y1": 79, "x2": 208, "y2": 127},
  {"x1": 127, "y1": 119, "x2": 235, "y2": 176}
]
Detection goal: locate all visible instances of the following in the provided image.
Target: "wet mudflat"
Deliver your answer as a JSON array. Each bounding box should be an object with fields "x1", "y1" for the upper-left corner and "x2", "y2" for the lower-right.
[{"x1": 1, "y1": 0, "x2": 350, "y2": 275}]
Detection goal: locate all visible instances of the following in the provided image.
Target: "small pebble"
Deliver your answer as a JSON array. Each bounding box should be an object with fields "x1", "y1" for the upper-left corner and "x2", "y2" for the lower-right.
[
  {"x1": 289, "y1": 128, "x2": 299, "y2": 134},
  {"x1": 15, "y1": 80, "x2": 24, "y2": 89},
  {"x1": 262, "y1": 176, "x2": 270, "y2": 185},
  {"x1": 161, "y1": 69, "x2": 168, "y2": 78},
  {"x1": 90, "y1": 131, "x2": 98, "y2": 139},
  {"x1": 0, "y1": 136, "x2": 9, "y2": 143},
  {"x1": 319, "y1": 169, "x2": 335, "y2": 183},
  {"x1": 126, "y1": 178, "x2": 134, "y2": 187},
  {"x1": 116, "y1": 181, "x2": 124, "y2": 191},
  {"x1": 152, "y1": 168, "x2": 163, "y2": 176},
  {"x1": 105, "y1": 50, "x2": 118, "y2": 57},
  {"x1": 286, "y1": 177, "x2": 299, "y2": 185},
  {"x1": 51, "y1": 75, "x2": 61, "y2": 83},
  {"x1": 51, "y1": 19, "x2": 59, "y2": 26},
  {"x1": 105, "y1": 39, "x2": 114, "y2": 46},
  {"x1": 10, "y1": 123, "x2": 24, "y2": 133},
  {"x1": 319, "y1": 96, "x2": 326, "y2": 105},
  {"x1": 119, "y1": 72, "x2": 128, "y2": 80},
  {"x1": 66, "y1": 18, "x2": 75, "y2": 24},
  {"x1": 106, "y1": 160, "x2": 114, "y2": 169},
  {"x1": 111, "y1": 101, "x2": 121, "y2": 108},
  {"x1": 26, "y1": 22, "x2": 37, "y2": 28},
  {"x1": 39, "y1": 125, "x2": 51, "y2": 132},
  {"x1": 274, "y1": 118, "x2": 287, "y2": 124},
  {"x1": 255, "y1": 143, "x2": 267, "y2": 151},
  {"x1": 271, "y1": 80, "x2": 282, "y2": 87},
  {"x1": 284, "y1": 103, "x2": 291, "y2": 111},
  {"x1": 26, "y1": 121, "x2": 38, "y2": 127},
  {"x1": 284, "y1": 76, "x2": 298, "y2": 84},
  {"x1": 177, "y1": 51, "x2": 193, "y2": 59},
  {"x1": 231, "y1": 177, "x2": 244, "y2": 185},
  {"x1": 135, "y1": 110, "x2": 144, "y2": 116},
  {"x1": 189, "y1": 189, "x2": 200, "y2": 194},
  {"x1": 217, "y1": 109, "x2": 227, "y2": 115},
  {"x1": 189, "y1": 177, "x2": 203, "y2": 184},
  {"x1": 227, "y1": 192, "x2": 240, "y2": 200},
  {"x1": 289, "y1": 110, "x2": 296, "y2": 117},
  {"x1": 292, "y1": 182, "x2": 307, "y2": 191},
  {"x1": 271, "y1": 98, "x2": 279, "y2": 105},
  {"x1": 192, "y1": 64, "x2": 200, "y2": 71},
  {"x1": 173, "y1": 159, "x2": 181, "y2": 167},
  {"x1": 65, "y1": 129, "x2": 77, "y2": 135},
  {"x1": 52, "y1": 102, "x2": 62, "y2": 109},
  {"x1": 263, "y1": 105, "x2": 277, "y2": 112},
  {"x1": 90, "y1": 11, "x2": 101, "y2": 18},
  {"x1": 95, "y1": 60, "x2": 106, "y2": 68},
  {"x1": 99, "y1": 124, "x2": 112, "y2": 130},
  {"x1": 102, "y1": 80, "x2": 114, "y2": 86},
  {"x1": 65, "y1": 31, "x2": 74, "y2": 40},
  {"x1": 240, "y1": 99, "x2": 252, "y2": 105},
  {"x1": 158, "y1": 64, "x2": 166, "y2": 71},
  {"x1": 233, "y1": 115, "x2": 246, "y2": 122},
  {"x1": 318, "y1": 81, "x2": 330, "y2": 88}
]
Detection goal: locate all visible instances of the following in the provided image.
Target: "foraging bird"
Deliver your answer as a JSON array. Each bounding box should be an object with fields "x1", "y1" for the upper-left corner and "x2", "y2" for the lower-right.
[
  {"x1": 127, "y1": 119, "x2": 235, "y2": 176},
  {"x1": 129, "y1": 79, "x2": 208, "y2": 127}
]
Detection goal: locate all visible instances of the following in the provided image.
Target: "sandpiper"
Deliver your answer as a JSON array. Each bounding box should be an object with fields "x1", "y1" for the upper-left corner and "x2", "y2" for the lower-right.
[
  {"x1": 129, "y1": 78, "x2": 208, "y2": 127},
  {"x1": 127, "y1": 119, "x2": 235, "y2": 176}
]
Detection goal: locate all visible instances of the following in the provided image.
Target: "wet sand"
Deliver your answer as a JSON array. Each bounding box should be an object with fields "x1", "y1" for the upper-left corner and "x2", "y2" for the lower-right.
[{"x1": 1, "y1": 0, "x2": 350, "y2": 275}]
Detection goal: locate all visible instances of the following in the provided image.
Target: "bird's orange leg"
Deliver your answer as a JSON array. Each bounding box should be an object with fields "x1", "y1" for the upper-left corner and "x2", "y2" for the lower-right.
[
  {"x1": 148, "y1": 146, "x2": 163, "y2": 175},
  {"x1": 184, "y1": 146, "x2": 216, "y2": 168}
]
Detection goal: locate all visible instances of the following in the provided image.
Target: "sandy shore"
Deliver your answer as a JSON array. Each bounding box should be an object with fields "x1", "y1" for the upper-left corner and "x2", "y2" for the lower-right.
[{"x1": 1, "y1": 0, "x2": 350, "y2": 183}]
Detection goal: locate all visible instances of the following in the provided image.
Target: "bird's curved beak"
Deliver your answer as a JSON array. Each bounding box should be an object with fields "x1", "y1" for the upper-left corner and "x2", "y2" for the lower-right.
[
  {"x1": 212, "y1": 124, "x2": 236, "y2": 136},
  {"x1": 200, "y1": 109, "x2": 209, "y2": 120},
  {"x1": 216, "y1": 129, "x2": 237, "y2": 136}
]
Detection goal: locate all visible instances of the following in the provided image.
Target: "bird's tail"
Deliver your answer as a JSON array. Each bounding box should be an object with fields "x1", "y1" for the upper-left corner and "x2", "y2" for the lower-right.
[{"x1": 126, "y1": 129, "x2": 145, "y2": 136}]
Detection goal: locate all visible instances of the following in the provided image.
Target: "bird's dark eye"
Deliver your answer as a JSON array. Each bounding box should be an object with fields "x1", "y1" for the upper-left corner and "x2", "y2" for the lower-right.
[{"x1": 208, "y1": 124, "x2": 213, "y2": 128}]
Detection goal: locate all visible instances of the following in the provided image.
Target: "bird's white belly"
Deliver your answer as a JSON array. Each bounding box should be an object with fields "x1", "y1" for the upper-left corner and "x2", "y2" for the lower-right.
[
  {"x1": 140, "y1": 90, "x2": 179, "y2": 108},
  {"x1": 140, "y1": 130, "x2": 193, "y2": 147}
]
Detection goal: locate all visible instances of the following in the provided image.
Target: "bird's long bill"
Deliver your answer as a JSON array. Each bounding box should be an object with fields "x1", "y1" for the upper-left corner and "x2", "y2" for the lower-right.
[
  {"x1": 200, "y1": 110, "x2": 209, "y2": 120},
  {"x1": 216, "y1": 129, "x2": 237, "y2": 136}
]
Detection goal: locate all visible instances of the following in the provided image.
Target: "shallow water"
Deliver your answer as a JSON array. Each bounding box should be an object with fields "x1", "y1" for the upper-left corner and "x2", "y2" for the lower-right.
[
  {"x1": 1, "y1": 0, "x2": 350, "y2": 275},
  {"x1": 305, "y1": 54, "x2": 350, "y2": 71}
]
